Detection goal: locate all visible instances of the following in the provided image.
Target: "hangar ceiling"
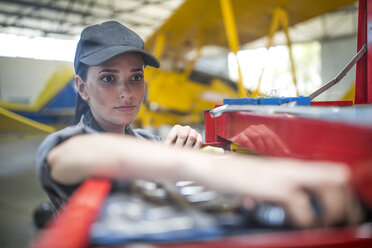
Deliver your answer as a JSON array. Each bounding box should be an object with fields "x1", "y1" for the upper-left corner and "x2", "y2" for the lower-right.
[
  {"x1": 0, "y1": 0, "x2": 358, "y2": 47},
  {"x1": 0, "y1": 0, "x2": 184, "y2": 40},
  {"x1": 244, "y1": 2, "x2": 358, "y2": 49}
]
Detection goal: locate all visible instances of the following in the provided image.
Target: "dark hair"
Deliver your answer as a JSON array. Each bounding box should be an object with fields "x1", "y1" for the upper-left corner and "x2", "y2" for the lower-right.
[{"x1": 74, "y1": 63, "x2": 90, "y2": 124}]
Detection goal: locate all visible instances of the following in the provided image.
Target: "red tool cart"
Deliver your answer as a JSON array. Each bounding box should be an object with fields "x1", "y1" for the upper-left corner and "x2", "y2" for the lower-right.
[{"x1": 31, "y1": 0, "x2": 372, "y2": 247}]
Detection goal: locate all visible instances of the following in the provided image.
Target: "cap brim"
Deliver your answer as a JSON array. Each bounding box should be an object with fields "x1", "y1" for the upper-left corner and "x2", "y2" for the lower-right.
[{"x1": 80, "y1": 45, "x2": 160, "y2": 68}]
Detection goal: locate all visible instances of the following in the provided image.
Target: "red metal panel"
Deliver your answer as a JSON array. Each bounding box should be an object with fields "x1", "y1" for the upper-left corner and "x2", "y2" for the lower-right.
[
  {"x1": 355, "y1": 0, "x2": 370, "y2": 104},
  {"x1": 156, "y1": 226, "x2": 372, "y2": 248},
  {"x1": 31, "y1": 178, "x2": 112, "y2": 248},
  {"x1": 213, "y1": 110, "x2": 372, "y2": 209},
  {"x1": 204, "y1": 110, "x2": 217, "y2": 142},
  {"x1": 368, "y1": 0, "x2": 372, "y2": 103},
  {"x1": 215, "y1": 111, "x2": 372, "y2": 164},
  {"x1": 310, "y1": 101, "x2": 353, "y2": 106}
]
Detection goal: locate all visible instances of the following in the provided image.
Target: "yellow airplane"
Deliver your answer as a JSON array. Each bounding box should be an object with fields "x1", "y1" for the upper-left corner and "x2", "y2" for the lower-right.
[
  {"x1": 0, "y1": 0, "x2": 357, "y2": 136},
  {"x1": 139, "y1": 0, "x2": 357, "y2": 128},
  {"x1": 0, "y1": 65, "x2": 74, "y2": 139}
]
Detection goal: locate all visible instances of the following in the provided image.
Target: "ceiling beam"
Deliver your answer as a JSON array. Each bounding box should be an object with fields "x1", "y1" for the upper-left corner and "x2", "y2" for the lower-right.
[
  {"x1": 1, "y1": 0, "x2": 109, "y2": 18},
  {"x1": 0, "y1": 0, "x2": 181, "y2": 38},
  {"x1": 0, "y1": 21, "x2": 75, "y2": 36},
  {"x1": 0, "y1": 9, "x2": 150, "y2": 37}
]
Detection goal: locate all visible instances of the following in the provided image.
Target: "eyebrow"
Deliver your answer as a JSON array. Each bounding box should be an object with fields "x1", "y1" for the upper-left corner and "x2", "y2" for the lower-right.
[
  {"x1": 98, "y1": 68, "x2": 143, "y2": 74},
  {"x1": 98, "y1": 69, "x2": 118, "y2": 74}
]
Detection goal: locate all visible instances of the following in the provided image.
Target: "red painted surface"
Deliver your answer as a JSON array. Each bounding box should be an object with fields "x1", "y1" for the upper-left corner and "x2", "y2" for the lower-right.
[
  {"x1": 368, "y1": 0, "x2": 372, "y2": 103},
  {"x1": 204, "y1": 110, "x2": 216, "y2": 142},
  {"x1": 310, "y1": 101, "x2": 353, "y2": 106},
  {"x1": 212, "y1": 110, "x2": 372, "y2": 207},
  {"x1": 156, "y1": 226, "x2": 372, "y2": 248},
  {"x1": 355, "y1": 0, "x2": 370, "y2": 104},
  {"x1": 31, "y1": 179, "x2": 112, "y2": 248},
  {"x1": 215, "y1": 111, "x2": 372, "y2": 164}
]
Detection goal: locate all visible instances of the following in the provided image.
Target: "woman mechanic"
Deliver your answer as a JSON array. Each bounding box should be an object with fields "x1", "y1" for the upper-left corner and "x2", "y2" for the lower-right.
[
  {"x1": 37, "y1": 21, "x2": 202, "y2": 213},
  {"x1": 37, "y1": 21, "x2": 363, "y2": 229}
]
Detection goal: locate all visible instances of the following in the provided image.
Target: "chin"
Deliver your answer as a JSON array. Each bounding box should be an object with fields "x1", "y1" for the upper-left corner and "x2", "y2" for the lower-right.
[{"x1": 117, "y1": 118, "x2": 135, "y2": 126}]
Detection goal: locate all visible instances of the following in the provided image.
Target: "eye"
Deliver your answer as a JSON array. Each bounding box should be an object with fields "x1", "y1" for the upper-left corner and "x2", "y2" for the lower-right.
[
  {"x1": 101, "y1": 75, "x2": 115, "y2": 83},
  {"x1": 131, "y1": 74, "x2": 144, "y2": 82}
]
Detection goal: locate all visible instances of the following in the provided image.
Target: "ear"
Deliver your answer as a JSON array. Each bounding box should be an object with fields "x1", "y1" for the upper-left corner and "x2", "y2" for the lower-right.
[{"x1": 75, "y1": 75, "x2": 89, "y2": 101}]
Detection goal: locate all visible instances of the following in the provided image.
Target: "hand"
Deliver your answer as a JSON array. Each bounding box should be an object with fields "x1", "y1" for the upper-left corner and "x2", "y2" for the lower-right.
[
  {"x1": 277, "y1": 163, "x2": 363, "y2": 228},
  {"x1": 164, "y1": 125, "x2": 203, "y2": 149},
  {"x1": 230, "y1": 124, "x2": 289, "y2": 156},
  {"x1": 224, "y1": 159, "x2": 364, "y2": 228}
]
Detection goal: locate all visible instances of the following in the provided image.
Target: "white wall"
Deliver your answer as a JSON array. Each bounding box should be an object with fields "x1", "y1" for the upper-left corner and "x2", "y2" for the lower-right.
[
  {"x1": 318, "y1": 35, "x2": 357, "y2": 101},
  {"x1": 0, "y1": 57, "x2": 73, "y2": 103},
  {"x1": 195, "y1": 54, "x2": 229, "y2": 78}
]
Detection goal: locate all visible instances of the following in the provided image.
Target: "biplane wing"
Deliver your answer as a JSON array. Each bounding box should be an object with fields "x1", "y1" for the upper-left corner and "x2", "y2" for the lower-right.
[
  {"x1": 145, "y1": 0, "x2": 357, "y2": 59},
  {"x1": 0, "y1": 64, "x2": 75, "y2": 138},
  {"x1": 0, "y1": 107, "x2": 55, "y2": 140},
  {"x1": 138, "y1": 0, "x2": 357, "y2": 128},
  {"x1": 0, "y1": 65, "x2": 74, "y2": 114}
]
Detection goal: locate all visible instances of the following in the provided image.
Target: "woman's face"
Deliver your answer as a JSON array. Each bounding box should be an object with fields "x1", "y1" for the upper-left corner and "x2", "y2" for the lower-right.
[{"x1": 78, "y1": 53, "x2": 146, "y2": 133}]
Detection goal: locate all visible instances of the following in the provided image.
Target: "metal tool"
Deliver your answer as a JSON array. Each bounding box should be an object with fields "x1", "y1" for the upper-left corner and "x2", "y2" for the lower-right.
[
  {"x1": 209, "y1": 104, "x2": 298, "y2": 118},
  {"x1": 309, "y1": 43, "x2": 367, "y2": 100}
]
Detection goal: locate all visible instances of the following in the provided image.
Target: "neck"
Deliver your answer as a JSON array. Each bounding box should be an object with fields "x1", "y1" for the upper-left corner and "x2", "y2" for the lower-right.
[
  {"x1": 87, "y1": 110, "x2": 126, "y2": 134},
  {"x1": 98, "y1": 120, "x2": 126, "y2": 134}
]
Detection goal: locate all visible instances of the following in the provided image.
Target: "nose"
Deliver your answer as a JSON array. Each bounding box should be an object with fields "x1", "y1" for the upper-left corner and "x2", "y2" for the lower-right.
[{"x1": 118, "y1": 82, "x2": 132, "y2": 99}]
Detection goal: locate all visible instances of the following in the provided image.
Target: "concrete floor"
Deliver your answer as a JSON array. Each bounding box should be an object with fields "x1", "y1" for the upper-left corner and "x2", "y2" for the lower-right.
[{"x1": 0, "y1": 137, "x2": 49, "y2": 248}]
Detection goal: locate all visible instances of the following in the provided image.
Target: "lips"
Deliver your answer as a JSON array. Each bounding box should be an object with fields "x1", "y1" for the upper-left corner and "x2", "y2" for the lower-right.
[{"x1": 114, "y1": 105, "x2": 136, "y2": 112}]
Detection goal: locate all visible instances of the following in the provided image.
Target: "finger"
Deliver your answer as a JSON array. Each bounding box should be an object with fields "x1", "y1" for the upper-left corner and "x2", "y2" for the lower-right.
[
  {"x1": 345, "y1": 189, "x2": 364, "y2": 225},
  {"x1": 316, "y1": 185, "x2": 347, "y2": 226},
  {"x1": 244, "y1": 128, "x2": 266, "y2": 153},
  {"x1": 315, "y1": 181, "x2": 361, "y2": 226},
  {"x1": 271, "y1": 135, "x2": 290, "y2": 155},
  {"x1": 184, "y1": 130, "x2": 198, "y2": 148},
  {"x1": 174, "y1": 126, "x2": 191, "y2": 147},
  {"x1": 164, "y1": 125, "x2": 181, "y2": 145},
  {"x1": 231, "y1": 132, "x2": 256, "y2": 151},
  {"x1": 301, "y1": 165, "x2": 351, "y2": 226},
  {"x1": 254, "y1": 125, "x2": 289, "y2": 155},
  {"x1": 251, "y1": 125, "x2": 277, "y2": 151},
  {"x1": 242, "y1": 137, "x2": 256, "y2": 152},
  {"x1": 193, "y1": 133, "x2": 203, "y2": 149},
  {"x1": 284, "y1": 191, "x2": 316, "y2": 228}
]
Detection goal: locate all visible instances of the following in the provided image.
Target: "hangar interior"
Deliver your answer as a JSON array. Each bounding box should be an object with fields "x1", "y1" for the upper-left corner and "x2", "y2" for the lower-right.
[{"x1": 0, "y1": 0, "x2": 370, "y2": 247}]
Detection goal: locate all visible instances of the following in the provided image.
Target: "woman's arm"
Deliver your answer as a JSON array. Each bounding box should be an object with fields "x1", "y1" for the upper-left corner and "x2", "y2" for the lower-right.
[{"x1": 47, "y1": 133, "x2": 362, "y2": 228}]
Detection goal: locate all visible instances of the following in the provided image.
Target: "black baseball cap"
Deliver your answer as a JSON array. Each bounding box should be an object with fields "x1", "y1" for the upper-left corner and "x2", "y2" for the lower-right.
[{"x1": 74, "y1": 21, "x2": 160, "y2": 75}]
